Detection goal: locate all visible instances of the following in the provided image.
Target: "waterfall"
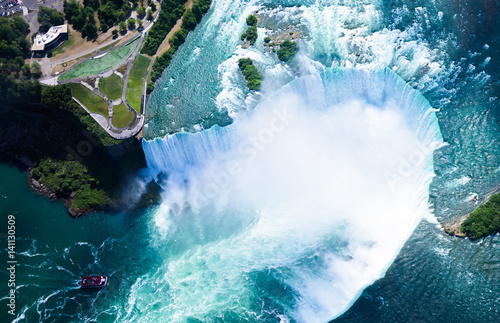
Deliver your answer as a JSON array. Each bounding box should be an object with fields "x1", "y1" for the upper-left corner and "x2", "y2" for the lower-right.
[{"x1": 134, "y1": 68, "x2": 444, "y2": 322}]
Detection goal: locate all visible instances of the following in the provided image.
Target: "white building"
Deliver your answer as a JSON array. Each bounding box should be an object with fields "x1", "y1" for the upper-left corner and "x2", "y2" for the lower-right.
[{"x1": 31, "y1": 24, "x2": 68, "y2": 52}]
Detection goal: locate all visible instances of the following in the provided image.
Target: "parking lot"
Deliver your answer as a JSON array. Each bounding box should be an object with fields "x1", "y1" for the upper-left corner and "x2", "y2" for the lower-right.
[
  {"x1": 21, "y1": 0, "x2": 63, "y2": 10},
  {"x1": 0, "y1": 0, "x2": 23, "y2": 17}
]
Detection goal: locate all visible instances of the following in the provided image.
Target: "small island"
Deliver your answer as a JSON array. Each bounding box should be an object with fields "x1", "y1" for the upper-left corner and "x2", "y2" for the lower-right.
[{"x1": 444, "y1": 193, "x2": 500, "y2": 240}]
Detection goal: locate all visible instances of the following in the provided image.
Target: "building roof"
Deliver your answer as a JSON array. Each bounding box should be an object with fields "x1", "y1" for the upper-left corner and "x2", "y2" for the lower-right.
[{"x1": 31, "y1": 24, "x2": 68, "y2": 51}]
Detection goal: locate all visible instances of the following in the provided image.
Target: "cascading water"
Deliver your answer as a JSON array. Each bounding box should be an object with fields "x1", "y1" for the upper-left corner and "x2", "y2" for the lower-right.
[
  {"x1": 137, "y1": 67, "x2": 444, "y2": 321},
  {"x1": 5, "y1": 0, "x2": 500, "y2": 322}
]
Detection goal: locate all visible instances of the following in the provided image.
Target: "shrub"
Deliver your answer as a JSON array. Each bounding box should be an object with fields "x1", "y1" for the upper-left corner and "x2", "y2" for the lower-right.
[
  {"x1": 136, "y1": 6, "x2": 146, "y2": 17},
  {"x1": 146, "y1": 82, "x2": 154, "y2": 94},
  {"x1": 246, "y1": 14, "x2": 257, "y2": 26},
  {"x1": 119, "y1": 21, "x2": 127, "y2": 33},
  {"x1": 238, "y1": 58, "x2": 262, "y2": 91},
  {"x1": 264, "y1": 36, "x2": 271, "y2": 43},
  {"x1": 462, "y1": 193, "x2": 500, "y2": 239},
  {"x1": 127, "y1": 18, "x2": 136, "y2": 30},
  {"x1": 277, "y1": 39, "x2": 297, "y2": 62},
  {"x1": 241, "y1": 26, "x2": 257, "y2": 45}
]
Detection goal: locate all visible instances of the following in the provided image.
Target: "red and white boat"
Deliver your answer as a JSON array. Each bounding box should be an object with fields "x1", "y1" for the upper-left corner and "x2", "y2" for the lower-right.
[{"x1": 79, "y1": 276, "x2": 108, "y2": 288}]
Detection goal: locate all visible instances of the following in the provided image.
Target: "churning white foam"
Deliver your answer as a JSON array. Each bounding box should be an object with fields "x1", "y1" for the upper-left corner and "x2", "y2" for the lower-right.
[{"x1": 136, "y1": 68, "x2": 443, "y2": 322}]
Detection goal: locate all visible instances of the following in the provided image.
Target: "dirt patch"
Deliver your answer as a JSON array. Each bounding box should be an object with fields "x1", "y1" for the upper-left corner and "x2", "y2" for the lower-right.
[
  {"x1": 442, "y1": 214, "x2": 469, "y2": 238},
  {"x1": 50, "y1": 25, "x2": 95, "y2": 61},
  {"x1": 156, "y1": 18, "x2": 184, "y2": 57}
]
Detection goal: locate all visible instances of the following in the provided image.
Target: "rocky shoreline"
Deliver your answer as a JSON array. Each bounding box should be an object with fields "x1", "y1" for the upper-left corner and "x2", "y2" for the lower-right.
[
  {"x1": 28, "y1": 167, "x2": 100, "y2": 217},
  {"x1": 442, "y1": 213, "x2": 469, "y2": 238}
]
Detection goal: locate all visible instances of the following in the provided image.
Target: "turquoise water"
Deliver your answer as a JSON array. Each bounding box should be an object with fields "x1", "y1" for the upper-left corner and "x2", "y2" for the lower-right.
[{"x1": 2, "y1": 0, "x2": 500, "y2": 322}]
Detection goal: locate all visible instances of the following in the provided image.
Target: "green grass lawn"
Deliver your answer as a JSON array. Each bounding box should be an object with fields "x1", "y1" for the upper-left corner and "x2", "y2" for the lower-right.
[
  {"x1": 67, "y1": 83, "x2": 108, "y2": 117},
  {"x1": 99, "y1": 73, "x2": 124, "y2": 101},
  {"x1": 111, "y1": 102, "x2": 134, "y2": 128},
  {"x1": 59, "y1": 37, "x2": 140, "y2": 81},
  {"x1": 126, "y1": 54, "x2": 151, "y2": 113}
]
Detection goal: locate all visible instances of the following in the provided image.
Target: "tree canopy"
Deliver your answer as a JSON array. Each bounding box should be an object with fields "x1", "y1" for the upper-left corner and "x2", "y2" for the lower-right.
[
  {"x1": 462, "y1": 193, "x2": 500, "y2": 239},
  {"x1": 277, "y1": 39, "x2": 298, "y2": 62},
  {"x1": 38, "y1": 6, "x2": 65, "y2": 33}
]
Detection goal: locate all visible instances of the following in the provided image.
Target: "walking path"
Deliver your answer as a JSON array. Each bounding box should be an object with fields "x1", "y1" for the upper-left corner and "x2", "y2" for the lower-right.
[
  {"x1": 35, "y1": 0, "x2": 188, "y2": 139},
  {"x1": 56, "y1": 34, "x2": 146, "y2": 139}
]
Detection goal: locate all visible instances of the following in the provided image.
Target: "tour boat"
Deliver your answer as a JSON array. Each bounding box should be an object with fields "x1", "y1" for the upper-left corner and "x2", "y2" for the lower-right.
[{"x1": 79, "y1": 276, "x2": 108, "y2": 288}]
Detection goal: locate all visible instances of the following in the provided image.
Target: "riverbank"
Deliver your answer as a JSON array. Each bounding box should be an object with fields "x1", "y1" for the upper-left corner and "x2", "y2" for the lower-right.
[{"x1": 0, "y1": 103, "x2": 159, "y2": 216}]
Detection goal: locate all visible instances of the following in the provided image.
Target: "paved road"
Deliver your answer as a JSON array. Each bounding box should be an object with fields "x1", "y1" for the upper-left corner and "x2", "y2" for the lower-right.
[{"x1": 34, "y1": 1, "x2": 161, "y2": 139}]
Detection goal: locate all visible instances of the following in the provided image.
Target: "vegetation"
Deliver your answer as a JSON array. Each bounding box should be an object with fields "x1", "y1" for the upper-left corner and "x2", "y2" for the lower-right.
[
  {"x1": 41, "y1": 85, "x2": 119, "y2": 146},
  {"x1": 52, "y1": 32, "x2": 75, "y2": 56},
  {"x1": 37, "y1": 6, "x2": 65, "y2": 33},
  {"x1": 63, "y1": 0, "x2": 100, "y2": 39},
  {"x1": 277, "y1": 39, "x2": 298, "y2": 62},
  {"x1": 246, "y1": 14, "x2": 257, "y2": 27},
  {"x1": 136, "y1": 6, "x2": 146, "y2": 18},
  {"x1": 141, "y1": 0, "x2": 212, "y2": 56},
  {"x1": 127, "y1": 18, "x2": 136, "y2": 30},
  {"x1": 99, "y1": 73, "x2": 124, "y2": 101},
  {"x1": 64, "y1": 0, "x2": 134, "y2": 35},
  {"x1": 240, "y1": 14, "x2": 258, "y2": 45},
  {"x1": 0, "y1": 74, "x2": 42, "y2": 106},
  {"x1": 461, "y1": 193, "x2": 500, "y2": 240},
  {"x1": 0, "y1": 17, "x2": 32, "y2": 78},
  {"x1": 59, "y1": 37, "x2": 139, "y2": 80},
  {"x1": 141, "y1": 0, "x2": 186, "y2": 55},
  {"x1": 111, "y1": 102, "x2": 134, "y2": 128},
  {"x1": 238, "y1": 58, "x2": 262, "y2": 91},
  {"x1": 149, "y1": 0, "x2": 212, "y2": 82},
  {"x1": 264, "y1": 36, "x2": 271, "y2": 43},
  {"x1": 0, "y1": 17, "x2": 42, "y2": 106},
  {"x1": 67, "y1": 82, "x2": 108, "y2": 116},
  {"x1": 32, "y1": 158, "x2": 111, "y2": 210},
  {"x1": 119, "y1": 21, "x2": 127, "y2": 33},
  {"x1": 126, "y1": 54, "x2": 151, "y2": 112},
  {"x1": 146, "y1": 81, "x2": 154, "y2": 94},
  {"x1": 241, "y1": 26, "x2": 257, "y2": 45}
]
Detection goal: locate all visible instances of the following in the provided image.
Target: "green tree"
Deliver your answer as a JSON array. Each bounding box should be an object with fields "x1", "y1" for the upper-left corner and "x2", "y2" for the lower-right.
[
  {"x1": 31, "y1": 62, "x2": 42, "y2": 79},
  {"x1": 182, "y1": 9, "x2": 197, "y2": 31},
  {"x1": 119, "y1": 21, "x2": 127, "y2": 33},
  {"x1": 192, "y1": 4, "x2": 202, "y2": 22},
  {"x1": 169, "y1": 28, "x2": 188, "y2": 49},
  {"x1": 146, "y1": 8, "x2": 153, "y2": 20},
  {"x1": 81, "y1": 22, "x2": 98, "y2": 39},
  {"x1": 238, "y1": 58, "x2": 262, "y2": 91},
  {"x1": 137, "y1": 19, "x2": 143, "y2": 28},
  {"x1": 240, "y1": 26, "x2": 257, "y2": 45},
  {"x1": 114, "y1": 10, "x2": 126, "y2": 22},
  {"x1": 37, "y1": 5, "x2": 65, "y2": 33},
  {"x1": 277, "y1": 39, "x2": 297, "y2": 62},
  {"x1": 136, "y1": 6, "x2": 146, "y2": 17},
  {"x1": 112, "y1": 29, "x2": 118, "y2": 38},
  {"x1": 462, "y1": 193, "x2": 500, "y2": 239},
  {"x1": 246, "y1": 14, "x2": 257, "y2": 26},
  {"x1": 21, "y1": 64, "x2": 31, "y2": 79},
  {"x1": 127, "y1": 18, "x2": 136, "y2": 30}
]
